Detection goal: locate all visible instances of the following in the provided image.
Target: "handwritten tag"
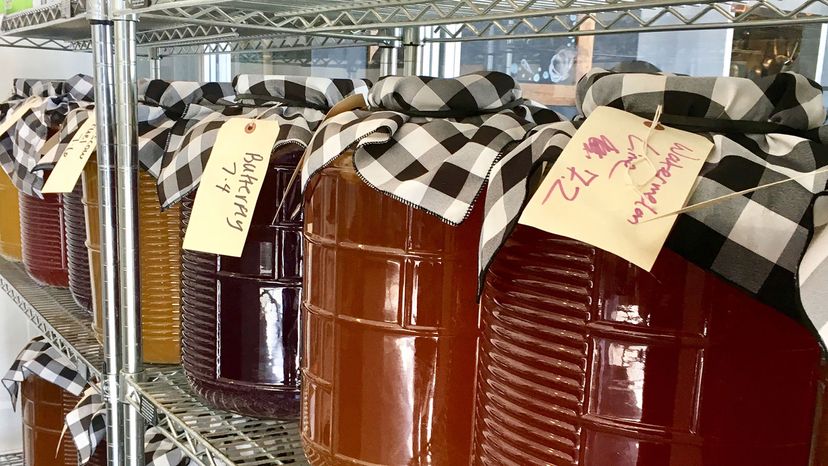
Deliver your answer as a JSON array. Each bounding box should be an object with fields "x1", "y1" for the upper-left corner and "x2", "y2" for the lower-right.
[
  {"x1": 183, "y1": 118, "x2": 279, "y2": 257},
  {"x1": 519, "y1": 106, "x2": 713, "y2": 271},
  {"x1": 42, "y1": 117, "x2": 97, "y2": 194},
  {"x1": 0, "y1": 97, "x2": 39, "y2": 138}
]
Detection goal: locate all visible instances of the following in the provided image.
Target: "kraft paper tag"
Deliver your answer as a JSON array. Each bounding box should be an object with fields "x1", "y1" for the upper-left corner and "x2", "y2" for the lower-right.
[
  {"x1": 42, "y1": 117, "x2": 96, "y2": 194},
  {"x1": 0, "y1": 97, "x2": 39, "y2": 138},
  {"x1": 519, "y1": 106, "x2": 713, "y2": 271},
  {"x1": 183, "y1": 118, "x2": 279, "y2": 257},
  {"x1": 325, "y1": 93, "x2": 367, "y2": 119}
]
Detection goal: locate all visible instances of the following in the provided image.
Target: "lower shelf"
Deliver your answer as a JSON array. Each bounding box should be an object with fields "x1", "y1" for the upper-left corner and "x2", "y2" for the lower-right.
[
  {"x1": 0, "y1": 257, "x2": 309, "y2": 466},
  {"x1": 125, "y1": 368, "x2": 308, "y2": 466},
  {"x1": 0, "y1": 258, "x2": 103, "y2": 384},
  {"x1": 0, "y1": 452, "x2": 24, "y2": 466}
]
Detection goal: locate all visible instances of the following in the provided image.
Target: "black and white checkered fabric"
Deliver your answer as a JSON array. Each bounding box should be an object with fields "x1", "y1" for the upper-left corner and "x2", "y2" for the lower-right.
[
  {"x1": 37, "y1": 104, "x2": 95, "y2": 170},
  {"x1": 234, "y1": 74, "x2": 370, "y2": 109},
  {"x1": 66, "y1": 394, "x2": 192, "y2": 466},
  {"x1": 138, "y1": 80, "x2": 236, "y2": 180},
  {"x1": 480, "y1": 69, "x2": 828, "y2": 341},
  {"x1": 0, "y1": 74, "x2": 94, "y2": 196},
  {"x1": 65, "y1": 385, "x2": 106, "y2": 465},
  {"x1": 577, "y1": 68, "x2": 826, "y2": 130},
  {"x1": 156, "y1": 75, "x2": 370, "y2": 209},
  {"x1": 302, "y1": 71, "x2": 563, "y2": 225},
  {"x1": 145, "y1": 428, "x2": 191, "y2": 466},
  {"x1": 1, "y1": 337, "x2": 87, "y2": 407},
  {"x1": 12, "y1": 78, "x2": 64, "y2": 99}
]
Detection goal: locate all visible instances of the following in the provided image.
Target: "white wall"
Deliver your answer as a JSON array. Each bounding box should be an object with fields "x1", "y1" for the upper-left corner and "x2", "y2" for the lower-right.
[{"x1": 0, "y1": 43, "x2": 91, "y2": 453}]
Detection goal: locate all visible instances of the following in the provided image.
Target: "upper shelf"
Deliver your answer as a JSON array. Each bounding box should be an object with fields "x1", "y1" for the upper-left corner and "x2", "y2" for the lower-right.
[{"x1": 2, "y1": 0, "x2": 828, "y2": 51}]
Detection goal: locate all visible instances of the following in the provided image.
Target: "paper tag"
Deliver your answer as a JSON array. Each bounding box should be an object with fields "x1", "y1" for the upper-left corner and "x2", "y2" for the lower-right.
[
  {"x1": 41, "y1": 118, "x2": 96, "y2": 194},
  {"x1": 183, "y1": 118, "x2": 279, "y2": 257},
  {"x1": 325, "y1": 93, "x2": 366, "y2": 119},
  {"x1": 0, "y1": 97, "x2": 39, "y2": 138},
  {"x1": 519, "y1": 106, "x2": 713, "y2": 271}
]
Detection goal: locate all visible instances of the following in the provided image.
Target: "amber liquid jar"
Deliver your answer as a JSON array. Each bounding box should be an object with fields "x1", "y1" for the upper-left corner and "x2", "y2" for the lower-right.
[
  {"x1": 19, "y1": 189, "x2": 69, "y2": 287},
  {"x1": 0, "y1": 169, "x2": 22, "y2": 262},
  {"x1": 83, "y1": 159, "x2": 182, "y2": 364},
  {"x1": 64, "y1": 183, "x2": 92, "y2": 312},
  {"x1": 472, "y1": 225, "x2": 822, "y2": 466},
  {"x1": 180, "y1": 149, "x2": 302, "y2": 418},
  {"x1": 302, "y1": 153, "x2": 481, "y2": 465},
  {"x1": 22, "y1": 376, "x2": 106, "y2": 466}
]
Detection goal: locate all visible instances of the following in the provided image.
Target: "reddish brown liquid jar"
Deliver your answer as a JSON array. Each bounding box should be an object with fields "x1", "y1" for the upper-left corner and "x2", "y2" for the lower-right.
[
  {"x1": 18, "y1": 189, "x2": 69, "y2": 287},
  {"x1": 181, "y1": 149, "x2": 303, "y2": 418},
  {"x1": 472, "y1": 225, "x2": 823, "y2": 466},
  {"x1": 64, "y1": 183, "x2": 92, "y2": 311},
  {"x1": 301, "y1": 153, "x2": 481, "y2": 465},
  {"x1": 21, "y1": 376, "x2": 106, "y2": 466}
]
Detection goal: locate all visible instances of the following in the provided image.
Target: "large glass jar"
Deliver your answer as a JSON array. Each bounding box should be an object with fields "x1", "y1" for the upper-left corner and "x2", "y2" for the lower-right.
[
  {"x1": 83, "y1": 159, "x2": 182, "y2": 364},
  {"x1": 21, "y1": 376, "x2": 106, "y2": 466},
  {"x1": 19, "y1": 190, "x2": 69, "y2": 287},
  {"x1": 0, "y1": 169, "x2": 22, "y2": 262},
  {"x1": 301, "y1": 152, "x2": 482, "y2": 465},
  {"x1": 472, "y1": 225, "x2": 823, "y2": 466},
  {"x1": 64, "y1": 183, "x2": 92, "y2": 311},
  {"x1": 180, "y1": 148, "x2": 302, "y2": 418}
]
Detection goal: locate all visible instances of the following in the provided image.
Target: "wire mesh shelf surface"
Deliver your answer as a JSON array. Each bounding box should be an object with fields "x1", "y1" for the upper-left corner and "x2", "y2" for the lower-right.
[
  {"x1": 0, "y1": 258, "x2": 104, "y2": 384},
  {"x1": 126, "y1": 367, "x2": 308, "y2": 466},
  {"x1": 3, "y1": 0, "x2": 828, "y2": 50},
  {"x1": 0, "y1": 452, "x2": 23, "y2": 466}
]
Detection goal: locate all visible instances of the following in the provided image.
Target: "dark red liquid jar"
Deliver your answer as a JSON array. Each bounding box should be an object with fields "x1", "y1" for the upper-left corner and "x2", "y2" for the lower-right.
[
  {"x1": 19, "y1": 189, "x2": 69, "y2": 287},
  {"x1": 64, "y1": 183, "x2": 92, "y2": 312},
  {"x1": 472, "y1": 225, "x2": 823, "y2": 466},
  {"x1": 180, "y1": 148, "x2": 303, "y2": 418}
]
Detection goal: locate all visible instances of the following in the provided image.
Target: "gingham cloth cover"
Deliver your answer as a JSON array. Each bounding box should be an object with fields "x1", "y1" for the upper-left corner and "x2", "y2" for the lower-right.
[
  {"x1": 301, "y1": 71, "x2": 563, "y2": 225},
  {"x1": 0, "y1": 74, "x2": 94, "y2": 196},
  {"x1": 481, "y1": 68, "x2": 828, "y2": 340},
  {"x1": 139, "y1": 80, "x2": 236, "y2": 179},
  {"x1": 145, "y1": 427, "x2": 191, "y2": 466},
  {"x1": 66, "y1": 391, "x2": 190, "y2": 466},
  {"x1": 155, "y1": 75, "x2": 371, "y2": 209},
  {"x1": 37, "y1": 104, "x2": 95, "y2": 171},
  {"x1": 65, "y1": 385, "x2": 105, "y2": 464},
  {"x1": 1, "y1": 336, "x2": 87, "y2": 407}
]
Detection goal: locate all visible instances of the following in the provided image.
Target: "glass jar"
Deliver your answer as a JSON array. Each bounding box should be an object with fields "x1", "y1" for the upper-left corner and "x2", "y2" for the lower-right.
[
  {"x1": 21, "y1": 376, "x2": 106, "y2": 466},
  {"x1": 0, "y1": 169, "x2": 22, "y2": 262},
  {"x1": 180, "y1": 148, "x2": 302, "y2": 418},
  {"x1": 301, "y1": 152, "x2": 481, "y2": 465},
  {"x1": 83, "y1": 159, "x2": 182, "y2": 364},
  {"x1": 64, "y1": 183, "x2": 92, "y2": 312},
  {"x1": 472, "y1": 225, "x2": 823, "y2": 466},
  {"x1": 19, "y1": 190, "x2": 69, "y2": 287}
]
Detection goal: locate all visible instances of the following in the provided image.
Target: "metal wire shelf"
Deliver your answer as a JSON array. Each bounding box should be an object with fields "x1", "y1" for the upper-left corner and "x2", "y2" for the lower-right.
[
  {"x1": 124, "y1": 368, "x2": 308, "y2": 466},
  {"x1": 0, "y1": 258, "x2": 104, "y2": 385},
  {"x1": 0, "y1": 452, "x2": 23, "y2": 466},
  {"x1": 3, "y1": 0, "x2": 827, "y2": 51}
]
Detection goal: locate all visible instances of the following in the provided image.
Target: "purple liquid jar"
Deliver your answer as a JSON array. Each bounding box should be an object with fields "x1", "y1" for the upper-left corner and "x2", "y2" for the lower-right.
[
  {"x1": 64, "y1": 183, "x2": 92, "y2": 312},
  {"x1": 181, "y1": 148, "x2": 303, "y2": 418}
]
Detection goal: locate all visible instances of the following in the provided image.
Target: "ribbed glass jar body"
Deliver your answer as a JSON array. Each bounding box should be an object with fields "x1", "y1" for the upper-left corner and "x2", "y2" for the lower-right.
[
  {"x1": 0, "y1": 170, "x2": 22, "y2": 261},
  {"x1": 472, "y1": 225, "x2": 822, "y2": 466},
  {"x1": 84, "y1": 160, "x2": 182, "y2": 364},
  {"x1": 180, "y1": 150, "x2": 303, "y2": 418},
  {"x1": 301, "y1": 153, "x2": 481, "y2": 465}
]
